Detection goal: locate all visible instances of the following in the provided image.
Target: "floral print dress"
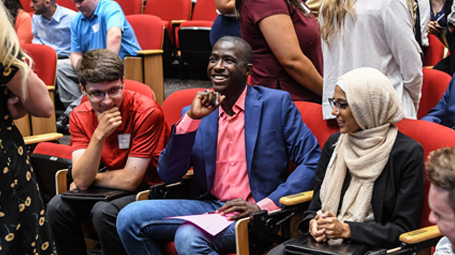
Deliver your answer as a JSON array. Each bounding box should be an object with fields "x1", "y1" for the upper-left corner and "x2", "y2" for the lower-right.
[{"x1": 0, "y1": 62, "x2": 54, "y2": 254}]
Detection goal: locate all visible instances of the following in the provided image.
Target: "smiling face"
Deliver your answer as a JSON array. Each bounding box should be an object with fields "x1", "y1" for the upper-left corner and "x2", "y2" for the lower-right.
[
  {"x1": 207, "y1": 39, "x2": 252, "y2": 98},
  {"x1": 331, "y1": 86, "x2": 360, "y2": 134},
  {"x1": 72, "y1": 0, "x2": 98, "y2": 17},
  {"x1": 81, "y1": 79, "x2": 124, "y2": 114},
  {"x1": 428, "y1": 184, "x2": 455, "y2": 250}
]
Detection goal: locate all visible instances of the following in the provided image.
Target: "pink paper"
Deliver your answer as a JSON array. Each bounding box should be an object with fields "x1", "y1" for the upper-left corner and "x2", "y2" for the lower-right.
[{"x1": 167, "y1": 213, "x2": 236, "y2": 236}]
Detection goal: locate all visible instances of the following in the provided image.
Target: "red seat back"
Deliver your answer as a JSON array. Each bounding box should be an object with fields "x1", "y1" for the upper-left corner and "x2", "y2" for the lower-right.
[
  {"x1": 418, "y1": 68, "x2": 451, "y2": 119},
  {"x1": 143, "y1": 0, "x2": 192, "y2": 23},
  {"x1": 396, "y1": 119, "x2": 455, "y2": 228},
  {"x1": 161, "y1": 88, "x2": 204, "y2": 129},
  {"x1": 20, "y1": 0, "x2": 33, "y2": 12},
  {"x1": 424, "y1": 34, "x2": 446, "y2": 67},
  {"x1": 126, "y1": 14, "x2": 164, "y2": 50},
  {"x1": 21, "y1": 44, "x2": 57, "y2": 86},
  {"x1": 294, "y1": 101, "x2": 339, "y2": 149},
  {"x1": 114, "y1": 0, "x2": 142, "y2": 15},
  {"x1": 191, "y1": 0, "x2": 217, "y2": 21},
  {"x1": 56, "y1": 0, "x2": 78, "y2": 11},
  {"x1": 143, "y1": 0, "x2": 192, "y2": 45}
]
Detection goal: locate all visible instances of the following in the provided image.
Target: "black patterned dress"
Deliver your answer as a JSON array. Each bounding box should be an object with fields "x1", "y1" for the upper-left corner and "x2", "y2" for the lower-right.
[{"x1": 0, "y1": 62, "x2": 54, "y2": 254}]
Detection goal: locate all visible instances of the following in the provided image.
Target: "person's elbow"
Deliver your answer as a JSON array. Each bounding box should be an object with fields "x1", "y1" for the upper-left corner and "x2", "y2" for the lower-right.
[
  {"x1": 107, "y1": 27, "x2": 122, "y2": 50},
  {"x1": 279, "y1": 56, "x2": 301, "y2": 72},
  {"x1": 34, "y1": 94, "x2": 54, "y2": 117},
  {"x1": 108, "y1": 33, "x2": 122, "y2": 44},
  {"x1": 73, "y1": 178, "x2": 91, "y2": 191},
  {"x1": 28, "y1": 92, "x2": 54, "y2": 118},
  {"x1": 41, "y1": 100, "x2": 54, "y2": 118}
]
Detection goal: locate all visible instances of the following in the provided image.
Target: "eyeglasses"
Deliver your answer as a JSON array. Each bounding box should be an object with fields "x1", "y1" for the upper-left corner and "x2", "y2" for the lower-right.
[
  {"x1": 328, "y1": 98, "x2": 349, "y2": 112},
  {"x1": 85, "y1": 86, "x2": 123, "y2": 101}
]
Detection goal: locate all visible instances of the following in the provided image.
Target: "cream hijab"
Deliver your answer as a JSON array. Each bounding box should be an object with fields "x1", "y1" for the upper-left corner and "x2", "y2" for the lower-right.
[{"x1": 320, "y1": 67, "x2": 403, "y2": 223}]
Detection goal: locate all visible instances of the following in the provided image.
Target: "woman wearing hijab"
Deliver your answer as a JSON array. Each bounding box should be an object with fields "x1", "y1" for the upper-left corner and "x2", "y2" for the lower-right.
[{"x1": 268, "y1": 67, "x2": 425, "y2": 254}]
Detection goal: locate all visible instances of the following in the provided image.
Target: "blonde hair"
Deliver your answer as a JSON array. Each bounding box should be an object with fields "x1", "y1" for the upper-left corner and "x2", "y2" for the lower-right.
[
  {"x1": 0, "y1": 0, "x2": 32, "y2": 99},
  {"x1": 320, "y1": 0, "x2": 357, "y2": 46}
]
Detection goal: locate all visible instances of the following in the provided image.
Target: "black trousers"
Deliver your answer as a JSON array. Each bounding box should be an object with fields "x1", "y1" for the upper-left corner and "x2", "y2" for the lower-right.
[{"x1": 47, "y1": 194, "x2": 136, "y2": 255}]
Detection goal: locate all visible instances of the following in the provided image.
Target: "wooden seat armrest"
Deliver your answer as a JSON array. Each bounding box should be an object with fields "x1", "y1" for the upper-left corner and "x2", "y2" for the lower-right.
[
  {"x1": 171, "y1": 20, "x2": 187, "y2": 26},
  {"x1": 23, "y1": 132, "x2": 64, "y2": 145},
  {"x1": 399, "y1": 225, "x2": 441, "y2": 244},
  {"x1": 55, "y1": 169, "x2": 69, "y2": 195},
  {"x1": 135, "y1": 190, "x2": 150, "y2": 201},
  {"x1": 183, "y1": 169, "x2": 194, "y2": 179},
  {"x1": 279, "y1": 190, "x2": 314, "y2": 206},
  {"x1": 136, "y1": 49, "x2": 164, "y2": 55},
  {"x1": 235, "y1": 217, "x2": 250, "y2": 255}
]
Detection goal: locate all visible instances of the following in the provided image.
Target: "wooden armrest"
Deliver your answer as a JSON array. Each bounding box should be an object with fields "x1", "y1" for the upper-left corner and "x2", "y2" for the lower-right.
[
  {"x1": 136, "y1": 49, "x2": 164, "y2": 55},
  {"x1": 235, "y1": 217, "x2": 250, "y2": 255},
  {"x1": 135, "y1": 190, "x2": 150, "y2": 201},
  {"x1": 279, "y1": 190, "x2": 314, "y2": 206},
  {"x1": 399, "y1": 225, "x2": 441, "y2": 244},
  {"x1": 23, "y1": 132, "x2": 63, "y2": 145},
  {"x1": 55, "y1": 169, "x2": 68, "y2": 195},
  {"x1": 171, "y1": 20, "x2": 187, "y2": 25},
  {"x1": 183, "y1": 169, "x2": 194, "y2": 179}
]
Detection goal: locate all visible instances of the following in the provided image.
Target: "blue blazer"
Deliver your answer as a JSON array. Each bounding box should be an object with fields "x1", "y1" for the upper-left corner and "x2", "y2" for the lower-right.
[
  {"x1": 422, "y1": 74, "x2": 455, "y2": 129},
  {"x1": 157, "y1": 85, "x2": 321, "y2": 206}
]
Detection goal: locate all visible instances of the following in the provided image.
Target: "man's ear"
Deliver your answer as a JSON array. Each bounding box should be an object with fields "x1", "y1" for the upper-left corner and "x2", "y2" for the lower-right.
[
  {"x1": 245, "y1": 63, "x2": 253, "y2": 76},
  {"x1": 79, "y1": 84, "x2": 85, "y2": 93},
  {"x1": 45, "y1": 0, "x2": 51, "y2": 6}
]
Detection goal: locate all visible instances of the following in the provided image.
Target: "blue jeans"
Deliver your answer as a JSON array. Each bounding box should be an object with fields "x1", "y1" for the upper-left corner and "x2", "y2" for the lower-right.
[{"x1": 117, "y1": 199, "x2": 237, "y2": 255}]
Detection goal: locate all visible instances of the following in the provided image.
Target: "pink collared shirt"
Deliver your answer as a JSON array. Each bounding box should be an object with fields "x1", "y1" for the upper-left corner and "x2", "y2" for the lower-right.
[{"x1": 176, "y1": 87, "x2": 279, "y2": 212}]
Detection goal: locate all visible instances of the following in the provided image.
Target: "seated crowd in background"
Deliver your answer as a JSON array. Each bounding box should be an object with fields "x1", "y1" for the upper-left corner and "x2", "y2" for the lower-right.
[{"x1": 3, "y1": 0, "x2": 455, "y2": 254}]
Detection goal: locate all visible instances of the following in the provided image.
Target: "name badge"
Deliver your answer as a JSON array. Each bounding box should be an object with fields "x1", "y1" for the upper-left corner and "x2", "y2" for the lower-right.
[
  {"x1": 92, "y1": 23, "x2": 100, "y2": 33},
  {"x1": 118, "y1": 134, "x2": 130, "y2": 149}
]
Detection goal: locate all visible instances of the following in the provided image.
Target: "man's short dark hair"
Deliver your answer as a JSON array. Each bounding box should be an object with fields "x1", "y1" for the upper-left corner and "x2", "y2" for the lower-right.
[
  {"x1": 76, "y1": 49, "x2": 124, "y2": 88},
  {"x1": 216, "y1": 36, "x2": 253, "y2": 66},
  {"x1": 427, "y1": 147, "x2": 455, "y2": 212}
]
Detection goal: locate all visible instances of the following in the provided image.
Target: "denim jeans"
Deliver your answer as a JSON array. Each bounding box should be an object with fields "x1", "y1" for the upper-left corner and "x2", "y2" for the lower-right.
[{"x1": 117, "y1": 199, "x2": 237, "y2": 255}]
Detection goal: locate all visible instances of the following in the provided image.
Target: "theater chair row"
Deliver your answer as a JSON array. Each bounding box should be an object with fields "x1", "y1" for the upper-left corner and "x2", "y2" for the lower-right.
[{"x1": 30, "y1": 81, "x2": 455, "y2": 254}]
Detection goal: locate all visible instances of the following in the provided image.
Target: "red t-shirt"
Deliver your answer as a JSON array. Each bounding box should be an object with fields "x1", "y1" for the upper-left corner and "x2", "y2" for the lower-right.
[
  {"x1": 240, "y1": 0, "x2": 323, "y2": 103},
  {"x1": 69, "y1": 90, "x2": 170, "y2": 187}
]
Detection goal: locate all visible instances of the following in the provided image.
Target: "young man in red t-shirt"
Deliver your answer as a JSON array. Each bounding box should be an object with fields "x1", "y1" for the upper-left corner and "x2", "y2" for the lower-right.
[{"x1": 47, "y1": 49, "x2": 169, "y2": 255}]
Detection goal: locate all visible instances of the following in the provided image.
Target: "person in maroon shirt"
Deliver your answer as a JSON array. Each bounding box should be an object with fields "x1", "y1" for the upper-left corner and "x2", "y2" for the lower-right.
[{"x1": 236, "y1": 0, "x2": 323, "y2": 103}]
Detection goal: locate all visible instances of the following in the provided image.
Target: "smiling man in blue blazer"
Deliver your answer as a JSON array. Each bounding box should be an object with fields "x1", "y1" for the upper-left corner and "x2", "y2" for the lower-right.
[{"x1": 117, "y1": 36, "x2": 321, "y2": 255}]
